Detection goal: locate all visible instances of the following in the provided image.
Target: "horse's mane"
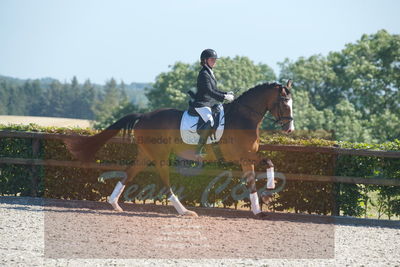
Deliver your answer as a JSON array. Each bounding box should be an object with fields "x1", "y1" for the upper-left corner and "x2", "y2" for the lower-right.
[{"x1": 228, "y1": 82, "x2": 279, "y2": 107}]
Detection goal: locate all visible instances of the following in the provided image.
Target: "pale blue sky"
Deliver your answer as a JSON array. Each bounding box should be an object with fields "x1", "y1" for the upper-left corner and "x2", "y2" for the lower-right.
[{"x1": 1, "y1": 0, "x2": 399, "y2": 84}]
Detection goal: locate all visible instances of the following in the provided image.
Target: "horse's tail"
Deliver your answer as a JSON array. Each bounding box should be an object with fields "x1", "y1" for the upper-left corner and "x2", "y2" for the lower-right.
[{"x1": 65, "y1": 113, "x2": 142, "y2": 162}]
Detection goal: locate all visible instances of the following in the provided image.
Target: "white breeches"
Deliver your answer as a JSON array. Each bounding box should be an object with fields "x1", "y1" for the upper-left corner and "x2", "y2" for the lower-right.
[{"x1": 195, "y1": 107, "x2": 214, "y2": 127}]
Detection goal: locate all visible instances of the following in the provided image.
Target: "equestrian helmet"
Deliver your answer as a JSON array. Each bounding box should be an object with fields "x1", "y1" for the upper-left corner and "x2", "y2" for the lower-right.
[{"x1": 200, "y1": 49, "x2": 218, "y2": 60}]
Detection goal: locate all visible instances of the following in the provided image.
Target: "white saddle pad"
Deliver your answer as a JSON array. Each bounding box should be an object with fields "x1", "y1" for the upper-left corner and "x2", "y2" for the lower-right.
[{"x1": 180, "y1": 105, "x2": 225, "y2": 145}]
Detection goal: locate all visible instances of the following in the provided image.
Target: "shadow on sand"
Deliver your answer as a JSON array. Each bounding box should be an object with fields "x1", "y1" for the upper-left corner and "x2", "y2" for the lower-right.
[{"x1": 1, "y1": 196, "x2": 399, "y2": 229}]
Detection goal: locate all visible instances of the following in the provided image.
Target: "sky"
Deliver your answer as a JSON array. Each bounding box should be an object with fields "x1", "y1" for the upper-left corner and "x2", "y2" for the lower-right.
[{"x1": 0, "y1": 0, "x2": 399, "y2": 84}]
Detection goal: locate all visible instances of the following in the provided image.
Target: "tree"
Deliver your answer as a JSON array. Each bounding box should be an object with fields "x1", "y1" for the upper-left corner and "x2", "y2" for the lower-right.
[
  {"x1": 63, "y1": 76, "x2": 81, "y2": 118},
  {"x1": 328, "y1": 100, "x2": 372, "y2": 142},
  {"x1": 66, "y1": 78, "x2": 96, "y2": 119},
  {"x1": 146, "y1": 56, "x2": 276, "y2": 110},
  {"x1": 23, "y1": 80, "x2": 43, "y2": 116},
  {"x1": 329, "y1": 30, "x2": 400, "y2": 118},
  {"x1": 0, "y1": 80, "x2": 10, "y2": 114},
  {"x1": 278, "y1": 30, "x2": 400, "y2": 143},
  {"x1": 94, "y1": 101, "x2": 147, "y2": 129},
  {"x1": 93, "y1": 78, "x2": 129, "y2": 123},
  {"x1": 80, "y1": 79, "x2": 96, "y2": 119},
  {"x1": 146, "y1": 62, "x2": 198, "y2": 110},
  {"x1": 291, "y1": 90, "x2": 326, "y2": 131},
  {"x1": 214, "y1": 56, "x2": 276, "y2": 93},
  {"x1": 5, "y1": 82, "x2": 28, "y2": 115},
  {"x1": 278, "y1": 55, "x2": 340, "y2": 110},
  {"x1": 369, "y1": 110, "x2": 400, "y2": 143},
  {"x1": 38, "y1": 80, "x2": 65, "y2": 117}
]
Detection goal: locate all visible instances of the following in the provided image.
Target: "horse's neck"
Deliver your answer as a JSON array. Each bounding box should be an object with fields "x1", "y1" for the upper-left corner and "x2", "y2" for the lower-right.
[{"x1": 231, "y1": 87, "x2": 273, "y2": 123}]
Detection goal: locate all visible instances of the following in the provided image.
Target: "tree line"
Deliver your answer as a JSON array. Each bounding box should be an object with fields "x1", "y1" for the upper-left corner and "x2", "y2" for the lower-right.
[
  {"x1": 143, "y1": 29, "x2": 399, "y2": 144},
  {"x1": 0, "y1": 76, "x2": 147, "y2": 122},
  {"x1": 1, "y1": 30, "x2": 399, "y2": 143}
]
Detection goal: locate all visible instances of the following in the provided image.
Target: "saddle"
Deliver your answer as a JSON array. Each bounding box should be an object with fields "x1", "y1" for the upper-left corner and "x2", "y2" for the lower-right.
[
  {"x1": 191, "y1": 106, "x2": 221, "y2": 138},
  {"x1": 180, "y1": 92, "x2": 225, "y2": 145},
  {"x1": 187, "y1": 91, "x2": 222, "y2": 137}
]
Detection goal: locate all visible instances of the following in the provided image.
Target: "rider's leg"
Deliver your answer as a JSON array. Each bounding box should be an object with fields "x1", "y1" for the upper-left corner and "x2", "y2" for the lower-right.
[
  {"x1": 194, "y1": 107, "x2": 214, "y2": 156},
  {"x1": 195, "y1": 106, "x2": 214, "y2": 127}
]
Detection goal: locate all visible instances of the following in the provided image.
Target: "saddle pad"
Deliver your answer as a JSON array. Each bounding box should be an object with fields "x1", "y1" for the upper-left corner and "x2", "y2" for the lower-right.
[{"x1": 180, "y1": 107, "x2": 225, "y2": 145}]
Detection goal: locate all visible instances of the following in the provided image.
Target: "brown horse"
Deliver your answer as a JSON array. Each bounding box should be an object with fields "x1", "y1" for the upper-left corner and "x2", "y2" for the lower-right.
[{"x1": 66, "y1": 80, "x2": 294, "y2": 218}]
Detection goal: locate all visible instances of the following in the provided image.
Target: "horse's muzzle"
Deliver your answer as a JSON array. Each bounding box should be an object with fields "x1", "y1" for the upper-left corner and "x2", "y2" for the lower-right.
[{"x1": 283, "y1": 121, "x2": 294, "y2": 133}]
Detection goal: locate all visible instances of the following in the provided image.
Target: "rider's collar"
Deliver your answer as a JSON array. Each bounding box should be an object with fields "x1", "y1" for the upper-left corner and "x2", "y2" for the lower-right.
[
  {"x1": 204, "y1": 64, "x2": 216, "y2": 81},
  {"x1": 204, "y1": 64, "x2": 215, "y2": 80}
]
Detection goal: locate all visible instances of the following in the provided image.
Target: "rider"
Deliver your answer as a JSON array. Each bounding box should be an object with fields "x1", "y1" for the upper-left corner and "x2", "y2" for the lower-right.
[{"x1": 192, "y1": 49, "x2": 234, "y2": 157}]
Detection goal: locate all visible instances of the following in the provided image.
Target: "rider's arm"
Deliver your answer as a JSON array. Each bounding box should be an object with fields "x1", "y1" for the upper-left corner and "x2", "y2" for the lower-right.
[{"x1": 197, "y1": 71, "x2": 226, "y2": 101}]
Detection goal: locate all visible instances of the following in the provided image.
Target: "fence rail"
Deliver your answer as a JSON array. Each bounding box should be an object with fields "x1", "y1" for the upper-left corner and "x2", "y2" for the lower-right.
[
  {"x1": 1, "y1": 130, "x2": 400, "y2": 194},
  {"x1": 2, "y1": 130, "x2": 400, "y2": 157},
  {"x1": 259, "y1": 144, "x2": 400, "y2": 158}
]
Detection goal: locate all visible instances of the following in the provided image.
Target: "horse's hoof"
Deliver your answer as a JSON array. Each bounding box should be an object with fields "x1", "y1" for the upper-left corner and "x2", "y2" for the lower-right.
[
  {"x1": 182, "y1": 210, "x2": 198, "y2": 217},
  {"x1": 108, "y1": 199, "x2": 123, "y2": 212},
  {"x1": 255, "y1": 212, "x2": 268, "y2": 219}
]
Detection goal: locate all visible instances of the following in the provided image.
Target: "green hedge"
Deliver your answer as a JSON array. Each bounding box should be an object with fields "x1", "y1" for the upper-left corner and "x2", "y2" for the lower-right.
[
  {"x1": 0, "y1": 124, "x2": 399, "y2": 219},
  {"x1": 334, "y1": 141, "x2": 400, "y2": 219}
]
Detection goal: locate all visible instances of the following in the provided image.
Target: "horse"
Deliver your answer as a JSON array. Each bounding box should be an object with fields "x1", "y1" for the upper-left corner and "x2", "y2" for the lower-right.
[{"x1": 65, "y1": 80, "x2": 294, "y2": 218}]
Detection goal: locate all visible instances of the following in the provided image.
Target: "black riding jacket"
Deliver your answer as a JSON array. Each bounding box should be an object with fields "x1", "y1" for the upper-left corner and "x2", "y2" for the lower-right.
[{"x1": 192, "y1": 66, "x2": 226, "y2": 108}]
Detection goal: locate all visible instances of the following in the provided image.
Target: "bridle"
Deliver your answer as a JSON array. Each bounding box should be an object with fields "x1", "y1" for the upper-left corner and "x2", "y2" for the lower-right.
[{"x1": 269, "y1": 91, "x2": 294, "y2": 128}]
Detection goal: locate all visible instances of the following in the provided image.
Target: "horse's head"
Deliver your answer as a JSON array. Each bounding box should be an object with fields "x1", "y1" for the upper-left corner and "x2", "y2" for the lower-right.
[{"x1": 269, "y1": 80, "x2": 294, "y2": 133}]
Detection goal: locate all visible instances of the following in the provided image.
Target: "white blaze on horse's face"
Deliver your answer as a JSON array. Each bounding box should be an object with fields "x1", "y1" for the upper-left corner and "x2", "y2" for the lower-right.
[{"x1": 288, "y1": 98, "x2": 295, "y2": 133}]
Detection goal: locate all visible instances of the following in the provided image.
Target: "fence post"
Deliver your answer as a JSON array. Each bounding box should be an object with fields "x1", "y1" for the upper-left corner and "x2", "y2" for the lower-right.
[
  {"x1": 30, "y1": 138, "x2": 40, "y2": 197},
  {"x1": 332, "y1": 154, "x2": 340, "y2": 216}
]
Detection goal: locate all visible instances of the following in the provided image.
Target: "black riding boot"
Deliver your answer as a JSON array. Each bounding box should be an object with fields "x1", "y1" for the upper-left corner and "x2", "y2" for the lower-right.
[{"x1": 195, "y1": 120, "x2": 213, "y2": 158}]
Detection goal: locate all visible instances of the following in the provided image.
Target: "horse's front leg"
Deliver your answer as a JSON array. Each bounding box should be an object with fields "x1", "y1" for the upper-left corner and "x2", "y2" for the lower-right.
[
  {"x1": 252, "y1": 157, "x2": 276, "y2": 208},
  {"x1": 259, "y1": 158, "x2": 275, "y2": 190},
  {"x1": 241, "y1": 162, "x2": 267, "y2": 218}
]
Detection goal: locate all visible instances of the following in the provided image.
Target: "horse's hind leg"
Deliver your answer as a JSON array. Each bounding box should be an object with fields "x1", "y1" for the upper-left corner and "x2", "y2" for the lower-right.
[
  {"x1": 155, "y1": 161, "x2": 198, "y2": 217},
  {"x1": 108, "y1": 149, "x2": 149, "y2": 211}
]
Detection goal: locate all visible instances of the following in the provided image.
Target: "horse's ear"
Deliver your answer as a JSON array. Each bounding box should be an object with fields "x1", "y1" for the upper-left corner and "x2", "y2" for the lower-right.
[{"x1": 286, "y1": 79, "x2": 292, "y2": 89}]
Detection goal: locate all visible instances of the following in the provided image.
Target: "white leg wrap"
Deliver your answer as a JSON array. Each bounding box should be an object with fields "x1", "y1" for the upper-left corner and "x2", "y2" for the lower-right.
[
  {"x1": 168, "y1": 194, "x2": 188, "y2": 215},
  {"x1": 250, "y1": 192, "x2": 261, "y2": 215},
  {"x1": 266, "y1": 167, "x2": 275, "y2": 189},
  {"x1": 108, "y1": 181, "x2": 125, "y2": 211},
  {"x1": 109, "y1": 181, "x2": 125, "y2": 202}
]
